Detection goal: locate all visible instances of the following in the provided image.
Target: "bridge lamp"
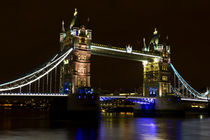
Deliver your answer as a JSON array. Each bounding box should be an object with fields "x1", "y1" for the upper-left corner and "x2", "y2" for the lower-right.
[
  {"x1": 142, "y1": 61, "x2": 148, "y2": 67},
  {"x1": 154, "y1": 58, "x2": 160, "y2": 63}
]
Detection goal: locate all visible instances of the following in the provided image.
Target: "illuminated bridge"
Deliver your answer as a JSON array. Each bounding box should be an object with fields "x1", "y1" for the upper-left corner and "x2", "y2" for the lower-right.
[
  {"x1": 91, "y1": 43, "x2": 160, "y2": 62},
  {"x1": 0, "y1": 9, "x2": 209, "y2": 111}
]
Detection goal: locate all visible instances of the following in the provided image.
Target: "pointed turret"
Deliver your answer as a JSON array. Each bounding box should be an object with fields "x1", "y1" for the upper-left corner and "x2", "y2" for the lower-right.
[
  {"x1": 60, "y1": 20, "x2": 66, "y2": 43},
  {"x1": 142, "y1": 37, "x2": 149, "y2": 52},
  {"x1": 70, "y1": 8, "x2": 80, "y2": 30},
  {"x1": 150, "y1": 28, "x2": 160, "y2": 45},
  {"x1": 153, "y1": 28, "x2": 158, "y2": 35},
  {"x1": 74, "y1": 8, "x2": 78, "y2": 16},
  {"x1": 143, "y1": 37, "x2": 146, "y2": 48},
  {"x1": 165, "y1": 36, "x2": 170, "y2": 54},
  {"x1": 61, "y1": 20, "x2": 65, "y2": 33}
]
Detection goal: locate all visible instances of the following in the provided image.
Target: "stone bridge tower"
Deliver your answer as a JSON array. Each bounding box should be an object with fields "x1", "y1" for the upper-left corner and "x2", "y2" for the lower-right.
[
  {"x1": 71, "y1": 25, "x2": 92, "y2": 93},
  {"x1": 59, "y1": 9, "x2": 92, "y2": 94},
  {"x1": 142, "y1": 29, "x2": 171, "y2": 97}
]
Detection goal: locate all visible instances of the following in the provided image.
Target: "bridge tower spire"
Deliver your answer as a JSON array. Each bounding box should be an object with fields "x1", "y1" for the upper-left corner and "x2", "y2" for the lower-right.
[
  {"x1": 142, "y1": 37, "x2": 147, "y2": 51},
  {"x1": 59, "y1": 20, "x2": 66, "y2": 49},
  {"x1": 62, "y1": 20, "x2": 65, "y2": 33},
  {"x1": 70, "y1": 8, "x2": 78, "y2": 30}
]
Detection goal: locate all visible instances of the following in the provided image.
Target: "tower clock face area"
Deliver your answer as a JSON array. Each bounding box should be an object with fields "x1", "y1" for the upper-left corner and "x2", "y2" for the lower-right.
[
  {"x1": 75, "y1": 62, "x2": 90, "y2": 75},
  {"x1": 75, "y1": 51, "x2": 91, "y2": 62},
  {"x1": 80, "y1": 44, "x2": 88, "y2": 49}
]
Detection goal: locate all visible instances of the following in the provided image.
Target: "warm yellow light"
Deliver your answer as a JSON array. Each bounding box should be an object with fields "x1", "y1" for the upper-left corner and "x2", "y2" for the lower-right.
[
  {"x1": 74, "y1": 8, "x2": 77, "y2": 16},
  {"x1": 199, "y1": 105, "x2": 205, "y2": 109},
  {"x1": 200, "y1": 115, "x2": 203, "y2": 119},
  {"x1": 64, "y1": 59, "x2": 69, "y2": 64},
  {"x1": 191, "y1": 105, "x2": 198, "y2": 108},
  {"x1": 153, "y1": 28, "x2": 158, "y2": 35},
  {"x1": 142, "y1": 61, "x2": 148, "y2": 66}
]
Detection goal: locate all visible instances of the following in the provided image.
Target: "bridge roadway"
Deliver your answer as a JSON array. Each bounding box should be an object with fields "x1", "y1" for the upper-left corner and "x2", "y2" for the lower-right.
[
  {"x1": 90, "y1": 43, "x2": 160, "y2": 62},
  {"x1": 0, "y1": 93, "x2": 209, "y2": 103}
]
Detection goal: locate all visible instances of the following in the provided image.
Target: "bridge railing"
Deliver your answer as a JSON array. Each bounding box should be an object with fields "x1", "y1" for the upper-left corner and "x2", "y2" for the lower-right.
[
  {"x1": 100, "y1": 95, "x2": 156, "y2": 104},
  {"x1": 0, "y1": 93, "x2": 68, "y2": 97},
  {"x1": 91, "y1": 43, "x2": 125, "y2": 51}
]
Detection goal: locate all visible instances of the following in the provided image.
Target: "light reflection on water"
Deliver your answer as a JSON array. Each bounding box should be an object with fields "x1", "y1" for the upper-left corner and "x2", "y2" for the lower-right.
[{"x1": 0, "y1": 112, "x2": 209, "y2": 139}]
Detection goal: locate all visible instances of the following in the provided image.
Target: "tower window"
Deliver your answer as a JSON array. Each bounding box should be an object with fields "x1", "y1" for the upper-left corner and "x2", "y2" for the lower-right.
[{"x1": 162, "y1": 76, "x2": 168, "y2": 81}]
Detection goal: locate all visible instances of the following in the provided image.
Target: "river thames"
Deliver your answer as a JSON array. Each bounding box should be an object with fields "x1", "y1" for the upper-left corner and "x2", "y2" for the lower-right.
[{"x1": 0, "y1": 112, "x2": 209, "y2": 140}]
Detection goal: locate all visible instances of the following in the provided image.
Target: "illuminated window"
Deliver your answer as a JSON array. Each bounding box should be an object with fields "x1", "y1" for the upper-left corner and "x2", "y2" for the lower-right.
[
  {"x1": 64, "y1": 59, "x2": 69, "y2": 64},
  {"x1": 78, "y1": 68, "x2": 86, "y2": 74},
  {"x1": 78, "y1": 80, "x2": 81, "y2": 86},
  {"x1": 162, "y1": 65, "x2": 168, "y2": 71},
  {"x1": 163, "y1": 84, "x2": 169, "y2": 93},
  {"x1": 162, "y1": 76, "x2": 168, "y2": 81}
]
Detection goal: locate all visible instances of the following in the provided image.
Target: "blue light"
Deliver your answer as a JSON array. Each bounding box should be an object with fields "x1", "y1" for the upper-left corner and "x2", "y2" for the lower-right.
[
  {"x1": 149, "y1": 87, "x2": 157, "y2": 97},
  {"x1": 141, "y1": 104, "x2": 155, "y2": 110},
  {"x1": 76, "y1": 29, "x2": 79, "y2": 36},
  {"x1": 135, "y1": 118, "x2": 157, "y2": 139},
  {"x1": 63, "y1": 82, "x2": 71, "y2": 94},
  {"x1": 100, "y1": 96, "x2": 156, "y2": 104},
  {"x1": 77, "y1": 87, "x2": 94, "y2": 94}
]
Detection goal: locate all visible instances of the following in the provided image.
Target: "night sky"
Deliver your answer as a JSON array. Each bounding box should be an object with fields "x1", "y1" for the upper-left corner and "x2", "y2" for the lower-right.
[{"x1": 0, "y1": 0, "x2": 210, "y2": 92}]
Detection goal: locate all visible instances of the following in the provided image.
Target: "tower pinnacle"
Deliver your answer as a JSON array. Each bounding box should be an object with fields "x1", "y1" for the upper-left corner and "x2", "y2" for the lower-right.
[
  {"x1": 70, "y1": 8, "x2": 79, "y2": 30},
  {"x1": 62, "y1": 20, "x2": 65, "y2": 32},
  {"x1": 153, "y1": 28, "x2": 158, "y2": 35},
  {"x1": 74, "y1": 8, "x2": 78, "y2": 16},
  {"x1": 143, "y1": 37, "x2": 146, "y2": 48}
]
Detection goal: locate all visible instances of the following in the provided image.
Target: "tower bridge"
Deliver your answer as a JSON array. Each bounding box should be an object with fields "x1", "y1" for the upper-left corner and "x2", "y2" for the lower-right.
[{"x1": 0, "y1": 9, "x2": 209, "y2": 112}]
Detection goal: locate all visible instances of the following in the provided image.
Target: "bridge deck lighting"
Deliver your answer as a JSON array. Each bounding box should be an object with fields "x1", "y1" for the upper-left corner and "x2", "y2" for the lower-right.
[
  {"x1": 154, "y1": 58, "x2": 160, "y2": 63},
  {"x1": 142, "y1": 61, "x2": 148, "y2": 66}
]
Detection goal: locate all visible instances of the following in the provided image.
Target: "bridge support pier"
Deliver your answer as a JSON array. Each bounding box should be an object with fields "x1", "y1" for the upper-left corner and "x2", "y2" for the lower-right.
[
  {"x1": 67, "y1": 94, "x2": 99, "y2": 112},
  {"x1": 134, "y1": 96, "x2": 185, "y2": 116}
]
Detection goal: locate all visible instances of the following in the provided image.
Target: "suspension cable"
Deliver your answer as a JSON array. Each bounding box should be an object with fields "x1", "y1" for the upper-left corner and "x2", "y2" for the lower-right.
[{"x1": 0, "y1": 48, "x2": 73, "y2": 92}]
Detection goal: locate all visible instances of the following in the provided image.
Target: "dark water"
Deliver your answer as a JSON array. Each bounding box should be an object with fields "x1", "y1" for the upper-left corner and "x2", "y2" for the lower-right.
[{"x1": 0, "y1": 112, "x2": 209, "y2": 140}]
